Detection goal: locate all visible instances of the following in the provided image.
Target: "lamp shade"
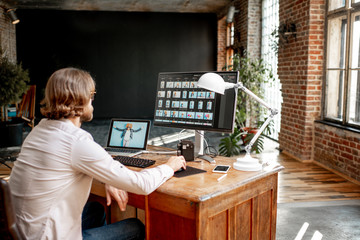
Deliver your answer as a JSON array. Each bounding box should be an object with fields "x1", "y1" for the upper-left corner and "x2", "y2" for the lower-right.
[
  {"x1": 197, "y1": 73, "x2": 226, "y2": 95},
  {"x1": 6, "y1": 9, "x2": 19, "y2": 24}
]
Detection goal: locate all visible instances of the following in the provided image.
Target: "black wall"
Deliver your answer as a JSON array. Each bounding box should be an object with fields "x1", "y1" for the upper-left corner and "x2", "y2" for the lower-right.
[{"x1": 16, "y1": 9, "x2": 217, "y2": 119}]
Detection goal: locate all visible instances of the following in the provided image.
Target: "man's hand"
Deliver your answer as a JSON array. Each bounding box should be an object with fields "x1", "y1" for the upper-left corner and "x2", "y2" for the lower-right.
[
  {"x1": 166, "y1": 155, "x2": 186, "y2": 172},
  {"x1": 105, "y1": 184, "x2": 128, "y2": 211}
]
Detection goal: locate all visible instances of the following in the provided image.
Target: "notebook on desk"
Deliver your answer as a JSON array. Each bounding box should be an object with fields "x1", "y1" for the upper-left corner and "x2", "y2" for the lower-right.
[{"x1": 105, "y1": 119, "x2": 150, "y2": 157}]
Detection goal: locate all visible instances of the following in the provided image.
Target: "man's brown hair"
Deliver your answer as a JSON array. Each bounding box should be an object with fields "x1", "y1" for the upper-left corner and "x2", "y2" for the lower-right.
[{"x1": 41, "y1": 68, "x2": 95, "y2": 120}]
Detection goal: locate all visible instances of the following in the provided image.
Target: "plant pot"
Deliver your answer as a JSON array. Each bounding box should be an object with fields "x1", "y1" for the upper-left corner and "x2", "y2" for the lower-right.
[
  {"x1": 240, "y1": 127, "x2": 258, "y2": 145},
  {"x1": 0, "y1": 118, "x2": 24, "y2": 147}
]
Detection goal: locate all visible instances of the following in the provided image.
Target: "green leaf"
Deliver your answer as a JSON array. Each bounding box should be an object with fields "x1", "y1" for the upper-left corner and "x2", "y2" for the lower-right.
[{"x1": 218, "y1": 128, "x2": 243, "y2": 157}]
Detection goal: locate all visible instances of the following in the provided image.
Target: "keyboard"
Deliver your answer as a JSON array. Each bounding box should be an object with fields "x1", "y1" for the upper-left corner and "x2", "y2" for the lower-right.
[{"x1": 113, "y1": 155, "x2": 156, "y2": 168}]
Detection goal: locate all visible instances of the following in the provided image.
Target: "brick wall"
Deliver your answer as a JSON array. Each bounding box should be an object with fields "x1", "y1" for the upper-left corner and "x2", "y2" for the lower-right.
[
  {"x1": 231, "y1": 0, "x2": 262, "y2": 58},
  {"x1": 309, "y1": 3, "x2": 359, "y2": 182},
  {"x1": 217, "y1": 0, "x2": 262, "y2": 67},
  {"x1": 278, "y1": 0, "x2": 324, "y2": 161},
  {"x1": 233, "y1": 0, "x2": 248, "y2": 55},
  {"x1": 314, "y1": 123, "x2": 360, "y2": 182},
  {"x1": 217, "y1": 16, "x2": 227, "y2": 71},
  {"x1": 0, "y1": 8, "x2": 17, "y2": 62}
]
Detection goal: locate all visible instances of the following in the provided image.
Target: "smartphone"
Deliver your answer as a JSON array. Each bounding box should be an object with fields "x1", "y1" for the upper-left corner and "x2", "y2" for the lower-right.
[{"x1": 212, "y1": 165, "x2": 231, "y2": 173}]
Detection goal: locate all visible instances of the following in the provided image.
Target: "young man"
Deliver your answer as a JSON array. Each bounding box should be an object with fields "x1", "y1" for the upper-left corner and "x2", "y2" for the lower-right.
[{"x1": 9, "y1": 68, "x2": 186, "y2": 240}]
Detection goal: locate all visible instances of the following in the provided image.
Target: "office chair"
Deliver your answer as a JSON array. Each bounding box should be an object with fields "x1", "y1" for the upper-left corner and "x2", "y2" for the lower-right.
[
  {"x1": 17, "y1": 85, "x2": 36, "y2": 128},
  {"x1": 0, "y1": 179, "x2": 26, "y2": 240}
]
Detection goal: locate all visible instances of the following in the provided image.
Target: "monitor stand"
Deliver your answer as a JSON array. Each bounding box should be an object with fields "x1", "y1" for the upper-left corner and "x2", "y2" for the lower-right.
[
  {"x1": 194, "y1": 130, "x2": 216, "y2": 164},
  {"x1": 194, "y1": 130, "x2": 204, "y2": 156}
]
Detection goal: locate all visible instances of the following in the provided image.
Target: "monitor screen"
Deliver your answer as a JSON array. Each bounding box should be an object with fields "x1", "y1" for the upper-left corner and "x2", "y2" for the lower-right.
[{"x1": 153, "y1": 71, "x2": 238, "y2": 133}]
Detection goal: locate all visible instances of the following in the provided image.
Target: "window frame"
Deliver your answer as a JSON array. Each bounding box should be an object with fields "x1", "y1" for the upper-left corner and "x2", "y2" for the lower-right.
[
  {"x1": 226, "y1": 22, "x2": 234, "y2": 67},
  {"x1": 322, "y1": 0, "x2": 360, "y2": 128}
]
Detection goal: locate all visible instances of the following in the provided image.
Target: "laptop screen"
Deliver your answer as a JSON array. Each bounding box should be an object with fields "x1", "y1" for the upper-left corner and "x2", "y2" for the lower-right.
[{"x1": 107, "y1": 119, "x2": 150, "y2": 150}]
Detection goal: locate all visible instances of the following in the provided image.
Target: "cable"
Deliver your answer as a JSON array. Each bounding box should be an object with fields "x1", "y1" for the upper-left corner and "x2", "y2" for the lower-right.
[
  {"x1": 142, "y1": 150, "x2": 177, "y2": 155},
  {"x1": 177, "y1": 129, "x2": 190, "y2": 143},
  {"x1": 195, "y1": 130, "x2": 218, "y2": 158},
  {"x1": 205, "y1": 145, "x2": 218, "y2": 158}
]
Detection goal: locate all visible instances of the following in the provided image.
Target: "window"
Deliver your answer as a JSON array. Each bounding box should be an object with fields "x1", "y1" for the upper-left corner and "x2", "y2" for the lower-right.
[
  {"x1": 324, "y1": 0, "x2": 360, "y2": 127},
  {"x1": 262, "y1": 0, "x2": 281, "y2": 140},
  {"x1": 328, "y1": 0, "x2": 345, "y2": 11},
  {"x1": 226, "y1": 22, "x2": 234, "y2": 66},
  {"x1": 348, "y1": 13, "x2": 360, "y2": 124}
]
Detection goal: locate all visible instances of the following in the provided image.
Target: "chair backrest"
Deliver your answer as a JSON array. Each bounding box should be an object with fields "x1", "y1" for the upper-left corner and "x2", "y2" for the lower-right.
[
  {"x1": 17, "y1": 85, "x2": 36, "y2": 128},
  {"x1": 0, "y1": 179, "x2": 25, "y2": 240}
]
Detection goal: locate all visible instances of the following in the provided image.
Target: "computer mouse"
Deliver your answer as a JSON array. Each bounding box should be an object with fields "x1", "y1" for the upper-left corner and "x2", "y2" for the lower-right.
[
  {"x1": 198, "y1": 155, "x2": 216, "y2": 164},
  {"x1": 175, "y1": 167, "x2": 185, "y2": 173}
]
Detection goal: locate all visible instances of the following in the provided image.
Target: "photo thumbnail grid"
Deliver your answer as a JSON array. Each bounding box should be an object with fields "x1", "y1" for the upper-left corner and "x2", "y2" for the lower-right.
[{"x1": 155, "y1": 78, "x2": 216, "y2": 127}]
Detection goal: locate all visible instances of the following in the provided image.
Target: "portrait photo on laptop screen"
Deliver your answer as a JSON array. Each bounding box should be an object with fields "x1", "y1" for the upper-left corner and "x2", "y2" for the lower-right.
[{"x1": 109, "y1": 120, "x2": 149, "y2": 149}]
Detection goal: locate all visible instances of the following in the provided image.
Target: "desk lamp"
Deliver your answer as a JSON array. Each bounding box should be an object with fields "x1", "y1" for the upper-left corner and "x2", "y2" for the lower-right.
[
  {"x1": 6, "y1": 9, "x2": 20, "y2": 24},
  {"x1": 198, "y1": 72, "x2": 278, "y2": 171}
]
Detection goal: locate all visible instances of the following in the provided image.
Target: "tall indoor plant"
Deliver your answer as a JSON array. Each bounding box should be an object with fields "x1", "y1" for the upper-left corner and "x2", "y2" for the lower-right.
[
  {"x1": 0, "y1": 48, "x2": 30, "y2": 147},
  {"x1": 219, "y1": 53, "x2": 275, "y2": 156}
]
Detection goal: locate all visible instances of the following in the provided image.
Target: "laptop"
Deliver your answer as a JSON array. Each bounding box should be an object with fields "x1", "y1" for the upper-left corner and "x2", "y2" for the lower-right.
[{"x1": 105, "y1": 119, "x2": 151, "y2": 157}]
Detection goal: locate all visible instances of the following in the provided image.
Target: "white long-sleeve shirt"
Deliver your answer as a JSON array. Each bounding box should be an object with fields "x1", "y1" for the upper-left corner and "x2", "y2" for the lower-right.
[{"x1": 9, "y1": 119, "x2": 174, "y2": 240}]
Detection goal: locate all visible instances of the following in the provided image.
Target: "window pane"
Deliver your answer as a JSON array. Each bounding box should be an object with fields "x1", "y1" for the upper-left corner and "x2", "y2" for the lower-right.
[
  {"x1": 325, "y1": 70, "x2": 345, "y2": 120},
  {"x1": 226, "y1": 23, "x2": 234, "y2": 47},
  {"x1": 353, "y1": 0, "x2": 360, "y2": 4},
  {"x1": 230, "y1": 24, "x2": 234, "y2": 46},
  {"x1": 348, "y1": 70, "x2": 360, "y2": 124},
  {"x1": 327, "y1": 16, "x2": 347, "y2": 69},
  {"x1": 328, "y1": 0, "x2": 346, "y2": 11},
  {"x1": 348, "y1": 14, "x2": 360, "y2": 125},
  {"x1": 350, "y1": 14, "x2": 360, "y2": 69}
]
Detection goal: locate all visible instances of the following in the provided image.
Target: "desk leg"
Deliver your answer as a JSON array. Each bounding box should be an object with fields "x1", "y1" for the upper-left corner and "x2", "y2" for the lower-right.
[
  {"x1": 145, "y1": 192, "x2": 197, "y2": 239},
  {"x1": 145, "y1": 195, "x2": 150, "y2": 240}
]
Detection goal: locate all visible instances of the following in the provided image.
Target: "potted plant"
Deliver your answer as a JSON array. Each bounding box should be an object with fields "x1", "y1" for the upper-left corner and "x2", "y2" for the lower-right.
[
  {"x1": 0, "y1": 48, "x2": 30, "y2": 147},
  {"x1": 219, "y1": 53, "x2": 275, "y2": 156},
  {"x1": 270, "y1": 21, "x2": 297, "y2": 55}
]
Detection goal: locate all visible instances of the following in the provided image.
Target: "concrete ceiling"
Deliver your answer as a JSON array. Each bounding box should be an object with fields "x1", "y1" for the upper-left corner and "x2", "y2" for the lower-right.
[{"x1": 2, "y1": 0, "x2": 232, "y2": 15}]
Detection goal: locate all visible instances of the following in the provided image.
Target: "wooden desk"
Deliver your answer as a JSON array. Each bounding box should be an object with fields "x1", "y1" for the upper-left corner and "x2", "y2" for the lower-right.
[{"x1": 91, "y1": 148, "x2": 283, "y2": 240}]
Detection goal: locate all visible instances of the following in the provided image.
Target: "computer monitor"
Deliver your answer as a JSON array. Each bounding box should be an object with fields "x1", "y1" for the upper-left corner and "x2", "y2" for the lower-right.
[{"x1": 153, "y1": 71, "x2": 238, "y2": 156}]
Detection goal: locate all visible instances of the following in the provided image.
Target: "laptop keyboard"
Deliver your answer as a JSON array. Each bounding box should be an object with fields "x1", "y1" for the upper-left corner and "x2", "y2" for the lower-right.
[{"x1": 113, "y1": 156, "x2": 156, "y2": 168}]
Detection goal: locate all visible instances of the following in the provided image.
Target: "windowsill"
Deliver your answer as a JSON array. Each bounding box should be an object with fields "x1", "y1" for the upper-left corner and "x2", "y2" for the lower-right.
[{"x1": 315, "y1": 120, "x2": 360, "y2": 134}]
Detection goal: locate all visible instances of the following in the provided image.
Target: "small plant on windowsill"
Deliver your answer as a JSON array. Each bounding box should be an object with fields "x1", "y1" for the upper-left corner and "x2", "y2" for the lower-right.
[
  {"x1": 270, "y1": 21, "x2": 297, "y2": 55},
  {"x1": 218, "y1": 53, "x2": 275, "y2": 157}
]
